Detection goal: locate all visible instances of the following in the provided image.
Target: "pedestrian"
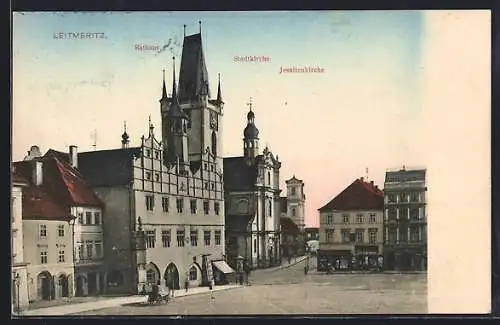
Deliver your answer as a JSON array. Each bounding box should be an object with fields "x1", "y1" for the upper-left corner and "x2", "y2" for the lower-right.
[
  {"x1": 239, "y1": 273, "x2": 244, "y2": 285},
  {"x1": 185, "y1": 278, "x2": 189, "y2": 292},
  {"x1": 210, "y1": 279, "x2": 215, "y2": 300},
  {"x1": 304, "y1": 265, "x2": 308, "y2": 275}
]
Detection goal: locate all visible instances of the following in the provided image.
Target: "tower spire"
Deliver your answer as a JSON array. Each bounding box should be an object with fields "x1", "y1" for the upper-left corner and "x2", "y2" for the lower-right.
[
  {"x1": 217, "y1": 73, "x2": 222, "y2": 103},
  {"x1": 199, "y1": 20, "x2": 202, "y2": 34},
  {"x1": 122, "y1": 121, "x2": 130, "y2": 148},
  {"x1": 183, "y1": 24, "x2": 186, "y2": 38},
  {"x1": 161, "y1": 68, "x2": 167, "y2": 99},
  {"x1": 247, "y1": 97, "x2": 253, "y2": 112},
  {"x1": 172, "y1": 57, "x2": 177, "y2": 100}
]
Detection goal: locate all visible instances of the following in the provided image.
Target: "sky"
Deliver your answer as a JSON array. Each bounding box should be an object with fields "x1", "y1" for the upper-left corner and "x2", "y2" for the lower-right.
[{"x1": 12, "y1": 11, "x2": 425, "y2": 227}]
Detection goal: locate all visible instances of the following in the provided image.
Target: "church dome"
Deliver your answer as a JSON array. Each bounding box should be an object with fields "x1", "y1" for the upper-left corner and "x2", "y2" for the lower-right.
[
  {"x1": 244, "y1": 123, "x2": 259, "y2": 138},
  {"x1": 247, "y1": 110, "x2": 255, "y2": 120}
]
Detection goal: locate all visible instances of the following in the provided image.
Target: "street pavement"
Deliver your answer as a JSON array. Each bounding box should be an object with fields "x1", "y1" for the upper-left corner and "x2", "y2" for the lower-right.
[{"x1": 70, "y1": 256, "x2": 427, "y2": 315}]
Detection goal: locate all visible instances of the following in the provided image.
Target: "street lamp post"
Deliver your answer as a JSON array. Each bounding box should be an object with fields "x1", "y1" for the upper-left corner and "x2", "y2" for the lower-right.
[
  {"x1": 14, "y1": 273, "x2": 21, "y2": 313},
  {"x1": 68, "y1": 216, "x2": 77, "y2": 297}
]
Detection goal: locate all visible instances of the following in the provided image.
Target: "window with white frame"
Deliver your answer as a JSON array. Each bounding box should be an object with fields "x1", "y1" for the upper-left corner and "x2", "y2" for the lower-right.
[
  {"x1": 94, "y1": 240, "x2": 102, "y2": 258},
  {"x1": 39, "y1": 224, "x2": 47, "y2": 238},
  {"x1": 76, "y1": 242, "x2": 83, "y2": 259},
  {"x1": 327, "y1": 215, "x2": 333, "y2": 225},
  {"x1": 58, "y1": 250, "x2": 65, "y2": 263},
  {"x1": 161, "y1": 230, "x2": 171, "y2": 247},
  {"x1": 356, "y1": 214, "x2": 364, "y2": 224},
  {"x1": 94, "y1": 212, "x2": 101, "y2": 225},
  {"x1": 176, "y1": 198, "x2": 184, "y2": 213},
  {"x1": 78, "y1": 212, "x2": 84, "y2": 224},
  {"x1": 162, "y1": 197, "x2": 169, "y2": 213},
  {"x1": 214, "y1": 202, "x2": 220, "y2": 215},
  {"x1": 86, "y1": 240, "x2": 93, "y2": 258},
  {"x1": 40, "y1": 251, "x2": 48, "y2": 264},
  {"x1": 215, "y1": 230, "x2": 221, "y2": 245},
  {"x1": 369, "y1": 213, "x2": 376, "y2": 223},
  {"x1": 326, "y1": 229, "x2": 334, "y2": 242},
  {"x1": 85, "y1": 212, "x2": 92, "y2": 224},
  {"x1": 355, "y1": 229, "x2": 365, "y2": 243},
  {"x1": 368, "y1": 228, "x2": 377, "y2": 244},
  {"x1": 190, "y1": 199, "x2": 197, "y2": 214},
  {"x1": 341, "y1": 229, "x2": 350, "y2": 243},
  {"x1": 190, "y1": 230, "x2": 198, "y2": 246},
  {"x1": 342, "y1": 215, "x2": 349, "y2": 224},
  {"x1": 58, "y1": 224, "x2": 65, "y2": 237},
  {"x1": 204, "y1": 230, "x2": 211, "y2": 246},
  {"x1": 146, "y1": 195, "x2": 154, "y2": 211},
  {"x1": 177, "y1": 230, "x2": 185, "y2": 247},
  {"x1": 146, "y1": 230, "x2": 156, "y2": 248}
]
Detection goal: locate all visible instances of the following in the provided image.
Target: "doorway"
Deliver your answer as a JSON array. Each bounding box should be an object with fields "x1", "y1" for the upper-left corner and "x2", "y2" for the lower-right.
[
  {"x1": 164, "y1": 263, "x2": 180, "y2": 290},
  {"x1": 59, "y1": 274, "x2": 69, "y2": 297},
  {"x1": 87, "y1": 273, "x2": 97, "y2": 295},
  {"x1": 38, "y1": 271, "x2": 53, "y2": 300}
]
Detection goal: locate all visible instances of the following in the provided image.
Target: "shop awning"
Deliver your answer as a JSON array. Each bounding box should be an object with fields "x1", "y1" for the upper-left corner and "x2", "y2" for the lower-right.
[{"x1": 212, "y1": 260, "x2": 235, "y2": 274}]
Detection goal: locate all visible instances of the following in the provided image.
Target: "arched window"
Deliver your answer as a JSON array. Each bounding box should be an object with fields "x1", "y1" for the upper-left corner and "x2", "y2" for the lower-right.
[
  {"x1": 189, "y1": 266, "x2": 198, "y2": 280},
  {"x1": 211, "y1": 131, "x2": 217, "y2": 156},
  {"x1": 267, "y1": 172, "x2": 271, "y2": 185},
  {"x1": 292, "y1": 208, "x2": 296, "y2": 217}
]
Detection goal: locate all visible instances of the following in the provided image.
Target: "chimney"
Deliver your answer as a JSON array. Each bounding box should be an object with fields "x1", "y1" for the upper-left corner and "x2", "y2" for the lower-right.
[
  {"x1": 69, "y1": 145, "x2": 78, "y2": 169},
  {"x1": 370, "y1": 181, "x2": 374, "y2": 185},
  {"x1": 33, "y1": 160, "x2": 43, "y2": 186},
  {"x1": 360, "y1": 177, "x2": 364, "y2": 182}
]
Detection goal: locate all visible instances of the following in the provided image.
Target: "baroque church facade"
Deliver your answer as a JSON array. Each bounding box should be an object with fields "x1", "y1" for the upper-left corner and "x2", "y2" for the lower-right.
[
  {"x1": 223, "y1": 104, "x2": 282, "y2": 269},
  {"x1": 44, "y1": 29, "x2": 231, "y2": 294}
]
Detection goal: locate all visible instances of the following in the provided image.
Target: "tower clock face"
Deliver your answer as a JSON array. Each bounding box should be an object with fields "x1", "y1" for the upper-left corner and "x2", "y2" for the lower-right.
[{"x1": 210, "y1": 111, "x2": 218, "y2": 130}]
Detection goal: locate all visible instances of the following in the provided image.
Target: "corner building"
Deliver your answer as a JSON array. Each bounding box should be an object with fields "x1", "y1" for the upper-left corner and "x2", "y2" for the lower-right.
[{"x1": 45, "y1": 29, "x2": 229, "y2": 294}]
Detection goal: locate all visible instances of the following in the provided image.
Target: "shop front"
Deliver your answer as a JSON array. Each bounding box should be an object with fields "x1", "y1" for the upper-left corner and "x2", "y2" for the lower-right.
[{"x1": 354, "y1": 245, "x2": 380, "y2": 270}]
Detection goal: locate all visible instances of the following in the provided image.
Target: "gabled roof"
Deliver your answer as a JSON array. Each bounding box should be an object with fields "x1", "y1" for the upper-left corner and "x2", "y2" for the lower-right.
[
  {"x1": 178, "y1": 33, "x2": 211, "y2": 101},
  {"x1": 14, "y1": 156, "x2": 103, "y2": 209},
  {"x1": 44, "y1": 147, "x2": 141, "y2": 187},
  {"x1": 223, "y1": 157, "x2": 258, "y2": 192},
  {"x1": 318, "y1": 178, "x2": 384, "y2": 212},
  {"x1": 22, "y1": 186, "x2": 72, "y2": 221}
]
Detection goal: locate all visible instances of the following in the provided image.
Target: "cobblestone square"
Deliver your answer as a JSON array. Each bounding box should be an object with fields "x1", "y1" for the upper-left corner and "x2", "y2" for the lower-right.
[{"x1": 72, "y1": 259, "x2": 427, "y2": 315}]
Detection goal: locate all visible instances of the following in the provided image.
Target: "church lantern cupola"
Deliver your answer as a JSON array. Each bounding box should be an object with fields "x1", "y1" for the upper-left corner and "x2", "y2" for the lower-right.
[
  {"x1": 243, "y1": 97, "x2": 259, "y2": 164},
  {"x1": 121, "y1": 121, "x2": 130, "y2": 148}
]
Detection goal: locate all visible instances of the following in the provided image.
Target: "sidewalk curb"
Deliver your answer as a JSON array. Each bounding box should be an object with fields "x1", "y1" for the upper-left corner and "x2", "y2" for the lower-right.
[{"x1": 19, "y1": 285, "x2": 244, "y2": 316}]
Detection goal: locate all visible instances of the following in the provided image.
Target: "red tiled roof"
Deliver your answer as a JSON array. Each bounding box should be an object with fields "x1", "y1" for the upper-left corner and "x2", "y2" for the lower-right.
[
  {"x1": 52, "y1": 158, "x2": 103, "y2": 207},
  {"x1": 13, "y1": 156, "x2": 103, "y2": 220},
  {"x1": 318, "y1": 178, "x2": 384, "y2": 212},
  {"x1": 22, "y1": 186, "x2": 71, "y2": 221}
]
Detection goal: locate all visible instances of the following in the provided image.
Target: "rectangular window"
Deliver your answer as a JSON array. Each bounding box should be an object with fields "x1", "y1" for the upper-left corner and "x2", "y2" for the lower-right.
[
  {"x1": 356, "y1": 214, "x2": 364, "y2": 224},
  {"x1": 387, "y1": 208, "x2": 397, "y2": 221},
  {"x1": 341, "y1": 229, "x2": 350, "y2": 243},
  {"x1": 86, "y1": 241, "x2": 93, "y2": 258},
  {"x1": 291, "y1": 187, "x2": 296, "y2": 196},
  {"x1": 342, "y1": 215, "x2": 349, "y2": 224},
  {"x1": 162, "y1": 197, "x2": 169, "y2": 213},
  {"x1": 368, "y1": 229, "x2": 377, "y2": 244},
  {"x1": 78, "y1": 212, "x2": 84, "y2": 224},
  {"x1": 211, "y1": 183, "x2": 215, "y2": 190},
  {"x1": 204, "y1": 182, "x2": 208, "y2": 190},
  {"x1": 176, "y1": 198, "x2": 184, "y2": 213},
  {"x1": 388, "y1": 227, "x2": 397, "y2": 243},
  {"x1": 58, "y1": 224, "x2": 65, "y2": 237},
  {"x1": 399, "y1": 227, "x2": 408, "y2": 242},
  {"x1": 95, "y1": 240, "x2": 102, "y2": 258},
  {"x1": 146, "y1": 195, "x2": 154, "y2": 211},
  {"x1": 387, "y1": 194, "x2": 396, "y2": 203},
  {"x1": 155, "y1": 173, "x2": 160, "y2": 182},
  {"x1": 39, "y1": 224, "x2": 47, "y2": 238},
  {"x1": 146, "y1": 230, "x2": 156, "y2": 248},
  {"x1": 86, "y1": 212, "x2": 92, "y2": 224},
  {"x1": 177, "y1": 230, "x2": 185, "y2": 247},
  {"x1": 326, "y1": 229, "x2": 334, "y2": 242},
  {"x1": 190, "y1": 230, "x2": 198, "y2": 246},
  {"x1": 155, "y1": 151, "x2": 160, "y2": 159},
  {"x1": 369, "y1": 213, "x2": 376, "y2": 223},
  {"x1": 253, "y1": 238, "x2": 257, "y2": 253},
  {"x1": 58, "y1": 250, "x2": 65, "y2": 263},
  {"x1": 203, "y1": 201, "x2": 209, "y2": 215},
  {"x1": 410, "y1": 227, "x2": 419, "y2": 242},
  {"x1": 399, "y1": 208, "x2": 409, "y2": 220},
  {"x1": 214, "y1": 202, "x2": 220, "y2": 215},
  {"x1": 162, "y1": 230, "x2": 171, "y2": 247},
  {"x1": 355, "y1": 229, "x2": 364, "y2": 243},
  {"x1": 76, "y1": 242, "x2": 83, "y2": 260},
  {"x1": 215, "y1": 230, "x2": 221, "y2": 245},
  {"x1": 204, "y1": 230, "x2": 211, "y2": 246},
  {"x1": 94, "y1": 212, "x2": 101, "y2": 225},
  {"x1": 327, "y1": 215, "x2": 333, "y2": 225},
  {"x1": 410, "y1": 192, "x2": 420, "y2": 202},
  {"x1": 40, "y1": 251, "x2": 48, "y2": 264},
  {"x1": 399, "y1": 192, "x2": 408, "y2": 203},
  {"x1": 146, "y1": 172, "x2": 151, "y2": 180},
  {"x1": 145, "y1": 149, "x2": 151, "y2": 157},
  {"x1": 190, "y1": 199, "x2": 197, "y2": 214},
  {"x1": 410, "y1": 208, "x2": 419, "y2": 220}
]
